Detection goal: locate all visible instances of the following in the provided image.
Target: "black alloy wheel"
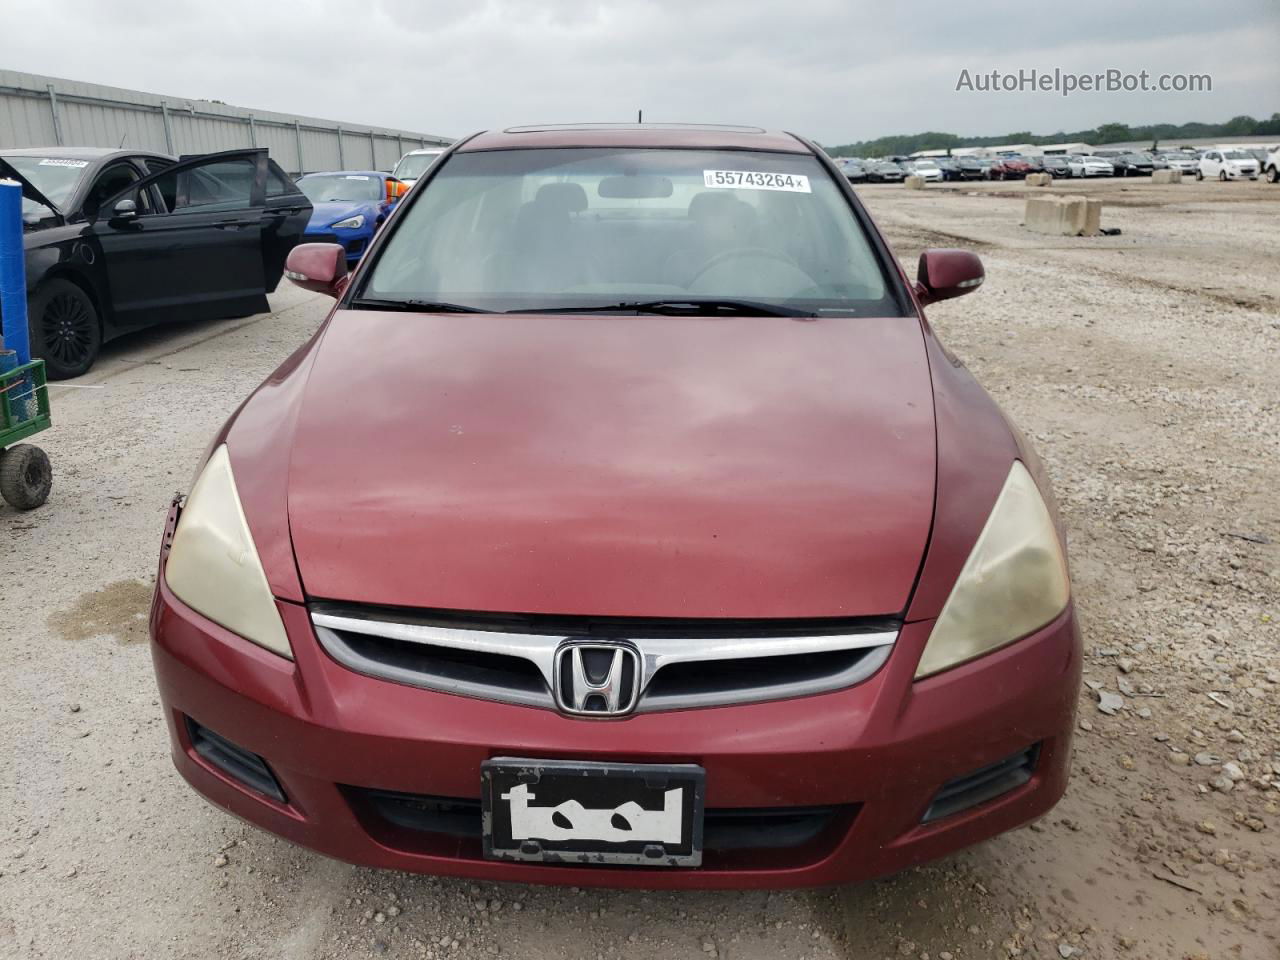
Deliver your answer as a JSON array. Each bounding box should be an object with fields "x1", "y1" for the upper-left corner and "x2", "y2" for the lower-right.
[{"x1": 32, "y1": 279, "x2": 101, "y2": 380}]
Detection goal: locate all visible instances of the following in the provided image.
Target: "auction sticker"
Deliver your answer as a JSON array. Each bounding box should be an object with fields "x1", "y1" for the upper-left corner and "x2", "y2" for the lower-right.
[
  {"x1": 38, "y1": 158, "x2": 89, "y2": 168},
  {"x1": 703, "y1": 170, "x2": 810, "y2": 192}
]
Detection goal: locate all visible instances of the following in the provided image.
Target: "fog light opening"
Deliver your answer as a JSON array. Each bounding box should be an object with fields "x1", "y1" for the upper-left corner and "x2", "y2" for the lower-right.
[{"x1": 185, "y1": 716, "x2": 287, "y2": 803}]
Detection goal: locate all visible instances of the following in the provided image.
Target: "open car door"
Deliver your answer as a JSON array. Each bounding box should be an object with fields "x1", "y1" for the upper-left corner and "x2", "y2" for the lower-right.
[
  {"x1": 92, "y1": 149, "x2": 271, "y2": 329},
  {"x1": 260, "y1": 159, "x2": 312, "y2": 292}
]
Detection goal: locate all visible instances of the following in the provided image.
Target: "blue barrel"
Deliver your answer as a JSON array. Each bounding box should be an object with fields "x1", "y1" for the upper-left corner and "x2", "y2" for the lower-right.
[{"x1": 0, "y1": 178, "x2": 31, "y2": 364}]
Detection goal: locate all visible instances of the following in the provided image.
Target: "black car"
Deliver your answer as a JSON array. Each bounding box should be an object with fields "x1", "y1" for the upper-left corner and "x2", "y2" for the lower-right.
[
  {"x1": 0, "y1": 147, "x2": 311, "y2": 378},
  {"x1": 866, "y1": 161, "x2": 906, "y2": 183},
  {"x1": 934, "y1": 157, "x2": 967, "y2": 181},
  {"x1": 1041, "y1": 156, "x2": 1072, "y2": 178},
  {"x1": 1112, "y1": 153, "x2": 1155, "y2": 176}
]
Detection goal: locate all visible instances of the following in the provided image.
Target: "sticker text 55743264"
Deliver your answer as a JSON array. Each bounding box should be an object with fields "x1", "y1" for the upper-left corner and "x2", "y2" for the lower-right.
[{"x1": 703, "y1": 170, "x2": 811, "y2": 193}]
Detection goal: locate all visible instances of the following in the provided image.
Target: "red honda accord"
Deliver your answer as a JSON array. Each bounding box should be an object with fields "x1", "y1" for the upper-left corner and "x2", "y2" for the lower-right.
[{"x1": 149, "y1": 124, "x2": 1080, "y2": 889}]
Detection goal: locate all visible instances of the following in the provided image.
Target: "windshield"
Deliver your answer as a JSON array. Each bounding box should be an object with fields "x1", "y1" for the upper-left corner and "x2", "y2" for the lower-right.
[
  {"x1": 2, "y1": 155, "x2": 89, "y2": 223},
  {"x1": 363, "y1": 147, "x2": 895, "y2": 315},
  {"x1": 392, "y1": 153, "x2": 442, "y2": 181},
  {"x1": 298, "y1": 174, "x2": 382, "y2": 202},
  {"x1": 1222, "y1": 150, "x2": 1251, "y2": 161}
]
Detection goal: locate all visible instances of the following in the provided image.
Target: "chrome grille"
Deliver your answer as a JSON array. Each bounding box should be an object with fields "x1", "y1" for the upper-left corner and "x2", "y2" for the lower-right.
[{"x1": 310, "y1": 605, "x2": 896, "y2": 715}]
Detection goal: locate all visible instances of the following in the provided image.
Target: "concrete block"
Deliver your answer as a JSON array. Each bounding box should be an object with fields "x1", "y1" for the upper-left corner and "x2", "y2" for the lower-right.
[
  {"x1": 1025, "y1": 173, "x2": 1053, "y2": 186},
  {"x1": 1081, "y1": 198, "x2": 1102, "y2": 237},
  {"x1": 904, "y1": 175, "x2": 926, "y2": 190},
  {"x1": 1151, "y1": 169, "x2": 1182, "y2": 184},
  {"x1": 1024, "y1": 195, "x2": 1104, "y2": 236}
]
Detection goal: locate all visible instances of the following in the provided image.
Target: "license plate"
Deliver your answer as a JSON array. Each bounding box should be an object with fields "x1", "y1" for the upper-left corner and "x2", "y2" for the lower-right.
[{"x1": 482, "y1": 758, "x2": 705, "y2": 867}]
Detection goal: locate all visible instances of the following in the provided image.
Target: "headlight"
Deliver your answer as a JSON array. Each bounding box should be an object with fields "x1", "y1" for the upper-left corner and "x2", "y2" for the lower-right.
[
  {"x1": 332, "y1": 215, "x2": 365, "y2": 229},
  {"x1": 165, "y1": 445, "x2": 292, "y2": 659},
  {"x1": 915, "y1": 461, "x2": 1069, "y2": 679}
]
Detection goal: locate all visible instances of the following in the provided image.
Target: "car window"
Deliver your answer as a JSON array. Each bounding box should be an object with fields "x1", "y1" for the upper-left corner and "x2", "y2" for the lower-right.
[
  {"x1": 84, "y1": 162, "x2": 145, "y2": 220},
  {"x1": 151, "y1": 157, "x2": 257, "y2": 213},
  {"x1": 297, "y1": 174, "x2": 382, "y2": 203},
  {"x1": 365, "y1": 147, "x2": 896, "y2": 315},
  {"x1": 392, "y1": 153, "x2": 443, "y2": 181},
  {"x1": 266, "y1": 164, "x2": 302, "y2": 197}
]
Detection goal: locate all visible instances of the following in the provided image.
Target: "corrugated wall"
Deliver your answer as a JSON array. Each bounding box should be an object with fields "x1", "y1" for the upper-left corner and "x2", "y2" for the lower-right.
[{"x1": 0, "y1": 69, "x2": 450, "y2": 176}]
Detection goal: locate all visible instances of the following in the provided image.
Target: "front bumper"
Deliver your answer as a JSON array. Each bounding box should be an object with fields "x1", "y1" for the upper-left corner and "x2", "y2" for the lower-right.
[{"x1": 150, "y1": 568, "x2": 1080, "y2": 889}]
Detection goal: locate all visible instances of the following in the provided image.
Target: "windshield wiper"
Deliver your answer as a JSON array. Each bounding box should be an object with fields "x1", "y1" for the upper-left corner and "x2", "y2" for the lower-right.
[
  {"x1": 349, "y1": 297, "x2": 486, "y2": 313},
  {"x1": 506, "y1": 298, "x2": 816, "y2": 318}
]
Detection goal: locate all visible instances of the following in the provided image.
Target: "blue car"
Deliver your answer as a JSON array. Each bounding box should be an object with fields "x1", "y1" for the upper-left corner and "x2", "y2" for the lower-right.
[{"x1": 296, "y1": 171, "x2": 406, "y2": 264}]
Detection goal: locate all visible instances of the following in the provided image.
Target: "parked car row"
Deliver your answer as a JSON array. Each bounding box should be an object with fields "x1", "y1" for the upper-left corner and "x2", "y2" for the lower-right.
[{"x1": 837, "y1": 145, "x2": 1275, "y2": 186}]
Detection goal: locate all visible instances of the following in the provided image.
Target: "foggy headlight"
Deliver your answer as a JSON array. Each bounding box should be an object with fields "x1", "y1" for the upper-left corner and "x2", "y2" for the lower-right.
[
  {"x1": 165, "y1": 445, "x2": 292, "y2": 659},
  {"x1": 915, "y1": 461, "x2": 1069, "y2": 679},
  {"x1": 332, "y1": 215, "x2": 365, "y2": 229}
]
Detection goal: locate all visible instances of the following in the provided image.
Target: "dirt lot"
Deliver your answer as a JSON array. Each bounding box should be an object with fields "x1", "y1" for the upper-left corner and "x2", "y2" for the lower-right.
[{"x1": 2, "y1": 176, "x2": 1278, "y2": 960}]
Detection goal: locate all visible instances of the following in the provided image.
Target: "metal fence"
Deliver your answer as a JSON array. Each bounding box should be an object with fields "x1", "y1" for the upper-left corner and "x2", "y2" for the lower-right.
[{"x1": 0, "y1": 69, "x2": 451, "y2": 176}]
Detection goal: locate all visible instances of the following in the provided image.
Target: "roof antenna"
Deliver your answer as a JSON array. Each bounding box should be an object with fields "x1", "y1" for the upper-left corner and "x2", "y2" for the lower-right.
[
  {"x1": 118, "y1": 133, "x2": 127, "y2": 148},
  {"x1": 637, "y1": 110, "x2": 642, "y2": 124}
]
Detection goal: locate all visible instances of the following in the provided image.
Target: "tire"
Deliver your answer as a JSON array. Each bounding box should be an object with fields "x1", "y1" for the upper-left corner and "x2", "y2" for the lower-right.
[
  {"x1": 1219, "y1": 170, "x2": 1228, "y2": 182},
  {"x1": 1196, "y1": 169, "x2": 1204, "y2": 181},
  {"x1": 29, "y1": 279, "x2": 102, "y2": 380},
  {"x1": 0, "y1": 444, "x2": 52, "y2": 510},
  {"x1": 1267, "y1": 166, "x2": 1279, "y2": 184}
]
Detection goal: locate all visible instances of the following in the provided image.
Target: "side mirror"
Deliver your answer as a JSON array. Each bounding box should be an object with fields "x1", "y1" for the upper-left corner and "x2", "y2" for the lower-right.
[
  {"x1": 284, "y1": 243, "x2": 348, "y2": 298},
  {"x1": 915, "y1": 249, "x2": 984, "y2": 306},
  {"x1": 109, "y1": 198, "x2": 139, "y2": 225}
]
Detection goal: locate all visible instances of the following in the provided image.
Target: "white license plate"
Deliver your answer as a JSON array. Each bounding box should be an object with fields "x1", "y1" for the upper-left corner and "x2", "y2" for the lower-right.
[{"x1": 482, "y1": 758, "x2": 705, "y2": 867}]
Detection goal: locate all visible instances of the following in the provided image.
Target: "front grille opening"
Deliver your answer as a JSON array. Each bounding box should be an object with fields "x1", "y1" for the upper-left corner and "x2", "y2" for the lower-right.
[
  {"x1": 185, "y1": 717, "x2": 286, "y2": 803},
  {"x1": 922, "y1": 743, "x2": 1041, "y2": 823},
  {"x1": 345, "y1": 787, "x2": 856, "y2": 867},
  {"x1": 702, "y1": 806, "x2": 841, "y2": 851},
  {"x1": 646, "y1": 648, "x2": 874, "y2": 701},
  {"x1": 356, "y1": 789, "x2": 480, "y2": 838},
  {"x1": 338, "y1": 631, "x2": 546, "y2": 695}
]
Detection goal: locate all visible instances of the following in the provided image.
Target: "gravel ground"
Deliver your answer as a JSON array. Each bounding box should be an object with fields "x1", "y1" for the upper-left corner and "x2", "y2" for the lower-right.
[{"x1": 2, "y1": 177, "x2": 1277, "y2": 959}]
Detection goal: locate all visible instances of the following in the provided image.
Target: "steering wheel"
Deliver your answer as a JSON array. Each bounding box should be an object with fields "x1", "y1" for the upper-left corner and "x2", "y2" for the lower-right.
[{"x1": 686, "y1": 247, "x2": 803, "y2": 287}]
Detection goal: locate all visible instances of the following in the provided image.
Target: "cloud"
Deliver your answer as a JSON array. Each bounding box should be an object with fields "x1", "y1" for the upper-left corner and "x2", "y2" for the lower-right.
[{"x1": 0, "y1": 0, "x2": 1275, "y2": 144}]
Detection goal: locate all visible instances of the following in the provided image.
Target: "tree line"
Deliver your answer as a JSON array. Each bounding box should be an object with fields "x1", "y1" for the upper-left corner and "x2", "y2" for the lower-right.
[{"x1": 822, "y1": 113, "x2": 1280, "y2": 157}]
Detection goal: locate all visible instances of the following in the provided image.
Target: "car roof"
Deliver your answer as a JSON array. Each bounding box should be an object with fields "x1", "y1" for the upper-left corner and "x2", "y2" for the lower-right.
[
  {"x1": 0, "y1": 146, "x2": 172, "y2": 162},
  {"x1": 456, "y1": 123, "x2": 810, "y2": 154}
]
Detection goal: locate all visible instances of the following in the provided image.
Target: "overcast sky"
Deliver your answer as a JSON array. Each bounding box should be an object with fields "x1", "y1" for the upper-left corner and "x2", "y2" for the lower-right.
[{"x1": 1, "y1": 0, "x2": 1276, "y2": 144}]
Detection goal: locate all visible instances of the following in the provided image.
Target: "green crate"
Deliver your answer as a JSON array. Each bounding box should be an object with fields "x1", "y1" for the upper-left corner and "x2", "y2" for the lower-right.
[{"x1": 0, "y1": 359, "x2": 52, "y2": 448}]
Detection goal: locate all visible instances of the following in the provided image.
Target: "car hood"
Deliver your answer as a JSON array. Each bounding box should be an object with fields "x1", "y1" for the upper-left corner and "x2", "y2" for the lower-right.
[
  {"x1": 306, "y1": 200, "x2": 374, "y2": 229},
  {"x1": 286, "y1": 310, "x2": 937, "y2": 619}
]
